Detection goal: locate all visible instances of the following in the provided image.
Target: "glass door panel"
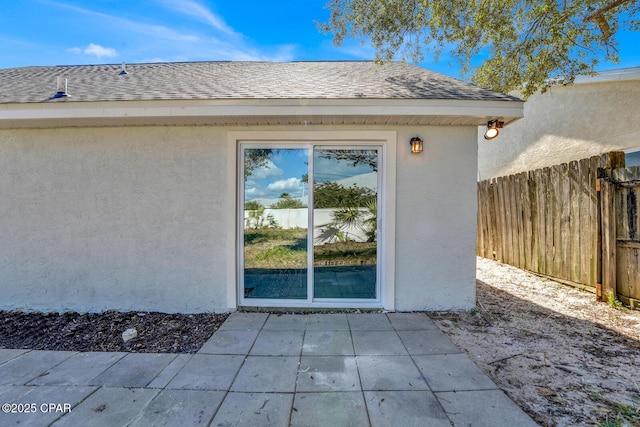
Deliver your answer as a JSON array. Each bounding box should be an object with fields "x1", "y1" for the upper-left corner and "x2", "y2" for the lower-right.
[
  {"x1": 313, "y1": 148, "x2": 379, "y2": 299},
  {"x1": 242, "y1": 148, "x2": 308, "y2": 299}
]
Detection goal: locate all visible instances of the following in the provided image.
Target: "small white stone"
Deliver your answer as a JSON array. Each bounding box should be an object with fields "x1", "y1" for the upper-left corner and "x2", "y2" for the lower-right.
[{"x1": 122, "y1": 328, "x2": 137, "y2": 342}]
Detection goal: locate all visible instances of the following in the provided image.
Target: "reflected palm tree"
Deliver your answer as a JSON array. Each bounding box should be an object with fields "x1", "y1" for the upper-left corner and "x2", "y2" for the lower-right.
[{"x1": 316, "y1": 198, "x2": 377, "y2": 244}]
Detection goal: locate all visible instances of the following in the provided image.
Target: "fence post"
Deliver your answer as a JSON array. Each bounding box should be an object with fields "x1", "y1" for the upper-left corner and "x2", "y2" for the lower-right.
[{"x1": 599, "y1": 177, "x2": 617, "y2": 301}]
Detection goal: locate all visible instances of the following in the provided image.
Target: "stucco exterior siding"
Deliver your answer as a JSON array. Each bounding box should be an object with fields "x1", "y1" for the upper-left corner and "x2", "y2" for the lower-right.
[
  {"x1": 0, "y1": 126, "x2": 230, "y2": 313},
  {"x1": 479, "y1": 78, "x2": 640, "y2": 180},
  {"x1": 395, "y1": 127, "x2": 477, "y2": 310},
  {"x1": 0, "y1": 124, "x2": 478, "y2": 313}
]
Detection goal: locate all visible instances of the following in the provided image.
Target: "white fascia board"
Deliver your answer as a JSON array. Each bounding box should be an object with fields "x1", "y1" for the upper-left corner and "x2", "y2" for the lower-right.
[
  {"x1": 0, "y1": 98, "x2": 523, "y2": 124},
  {"x1": 574, "y1": 67, "x2": 640, "y2": 84}
]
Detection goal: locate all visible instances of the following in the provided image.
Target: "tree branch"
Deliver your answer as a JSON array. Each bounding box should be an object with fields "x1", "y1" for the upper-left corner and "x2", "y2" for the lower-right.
[{"x1": 583, "y1": 0, "x2": 634, "y2": 22}]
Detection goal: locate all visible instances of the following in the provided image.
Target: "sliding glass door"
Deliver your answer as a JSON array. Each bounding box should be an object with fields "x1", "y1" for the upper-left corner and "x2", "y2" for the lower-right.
[
  {"x1": 312, "y1": 148, "x2": 378, "y2": 299},
  {"x1": 242, "y1": 148, "x2": 308, "y2": 300},
  {"x1": 240, "y1": 144, "x2": 380, "y2": 306}
]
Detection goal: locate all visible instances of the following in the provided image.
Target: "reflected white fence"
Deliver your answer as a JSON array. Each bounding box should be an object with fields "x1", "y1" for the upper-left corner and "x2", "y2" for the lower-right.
[{"x1": 244, "y1": 208, "x2": 373, "y2": 244}]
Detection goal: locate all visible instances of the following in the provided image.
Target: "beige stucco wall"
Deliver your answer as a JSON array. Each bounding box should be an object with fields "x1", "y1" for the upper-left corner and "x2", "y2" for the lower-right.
[
  {"x1": 478, "y1": 78, "x2": 640, "y2": 180},
  {"x1": 0, "y1": 126, "x2": 230, "y2": 313},
  {"x1": 395, "y1": 126, "x2": 477, "y2": 311},
  {"x1": 0, "y1": 124, "x2": 477, "y2": 313}
]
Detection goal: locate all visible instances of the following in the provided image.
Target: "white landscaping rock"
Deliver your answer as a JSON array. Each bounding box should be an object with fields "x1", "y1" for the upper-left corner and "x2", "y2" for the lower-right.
[{"x1": 122, "y1": 328, "x2": 138, "y2": 342}]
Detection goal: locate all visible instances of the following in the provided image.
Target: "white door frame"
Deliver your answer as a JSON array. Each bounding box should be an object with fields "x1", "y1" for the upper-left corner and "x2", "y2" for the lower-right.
[{"x1": 227, "y1": 130, "x2": 396, "y2": 310}]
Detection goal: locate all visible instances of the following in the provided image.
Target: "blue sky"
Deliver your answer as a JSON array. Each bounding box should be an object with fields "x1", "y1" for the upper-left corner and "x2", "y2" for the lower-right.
[
  {"x1": 244, "y1": 148, "x2": 377, "y2": 205},
  {"x1": 2, "y1": 0, "x2": 639, "y2": 77}
]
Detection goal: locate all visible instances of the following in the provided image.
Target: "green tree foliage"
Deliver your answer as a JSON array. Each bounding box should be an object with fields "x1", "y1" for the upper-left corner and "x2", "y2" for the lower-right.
[
  {"x1": 271, "y1": 194, "x2": 307, "y2": 209},
  {"x1": 318, "y1": 197, "x2": 378, "y2": 243},
  {"x1": 318, "y1": 149, "x2": 378, "y2": 171},
  {"x1": 244, "y1": 200, "x2": 264, "y2": 211},
  {"x1": 332, "y1": 198, "x2": 378, "y2": 242},
  {"x1": 320, "y1": 0, "x2": 639, "y2": 97},
  {"x1": 245, "y1": 204, "x2": 279, "y2": 229},
  {"x1": 244, "y1": 149, "x2": 274, "y2": 178},
  {"x1": 313, "y1": 182, "x2": 376, "y2": 208}
]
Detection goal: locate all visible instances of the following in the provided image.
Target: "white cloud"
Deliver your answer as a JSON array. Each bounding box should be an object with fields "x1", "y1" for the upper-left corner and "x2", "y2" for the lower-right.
[
  {"x1": 245, "y1": 177, "x2": 306, "y2": 204},
  {"x1": 245, "y1": 186, "x2": 265, "y2": 197},
  {"x1": 68, "y1": 43, "x2": 118, "y2": 58},
  {"x1": 267, "y1": 177, "x2": 303, "y2": 193},
  {"x1": 85, "y1": 43, "x2": 118, "y2": 58},
  {"x1": 251, "y1": 160, "x2": 283, "y2": 180},
  {"x1": 158, "y1": 0, "x2": 237, "y2": 37},
  {"x1": 46, "y1": 0, "x2": 298, "y2": 64},
  {"x1": 332, "y1": 39, "x2": 375, "y2": 60},
  {"x1": 46, "y1": 1, "x2": 198, "y2": 43}
]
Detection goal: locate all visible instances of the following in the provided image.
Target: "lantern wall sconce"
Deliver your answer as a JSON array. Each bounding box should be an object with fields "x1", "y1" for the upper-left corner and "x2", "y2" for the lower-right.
[
  {"x1": 484, "y1": 120, "x2": 504, "y2": 140},
  {"x1": 410, "y1": 136, "x2": 423, "y2": 153}
]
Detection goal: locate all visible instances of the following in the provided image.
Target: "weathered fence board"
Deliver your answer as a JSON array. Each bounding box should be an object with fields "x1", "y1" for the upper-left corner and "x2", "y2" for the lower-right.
[
  {"x1": 569, "y1": 161, "x2": 580, "y2": 283},
  {"x1": 477, "y1": 152, "x2": 639, "y2": 306},
  {"x1": 612, "y1": 166, "x2": 640, "y2": 306},
  {"x1": 601, "y1": 177, "x2": 617, "y2": 299},
  {"x1": 590, "y1": 155, "x2": 601, "y2": 289}
]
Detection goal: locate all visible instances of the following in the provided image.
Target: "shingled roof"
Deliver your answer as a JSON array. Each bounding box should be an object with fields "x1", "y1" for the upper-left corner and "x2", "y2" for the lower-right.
[
  {"x1": 0, "y1": 61, "x2": 524, "y2": 129},
  {"x1": 0, "y1": 61, "x2": 519, "y2": 104}
]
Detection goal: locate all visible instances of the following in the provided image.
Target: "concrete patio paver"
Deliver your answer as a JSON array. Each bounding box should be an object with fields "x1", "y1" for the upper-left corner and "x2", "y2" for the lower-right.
[
  {"x1": 1, "y1": 385, "x2": 97, "y2": 427},
  {"x1": 413, "y1": 353, "x2": 498, "y2": 392},
  {"x1": 27, "y1": 352, "x2": 126, "y2": 386},
  {"x1": 128, "y1": 389, "x2": 225, "y2": 427},
  {"x1": 357, "y1": 355, "x2": 430, "y2": 391},
  {"x1": 197, "y1": 329, "x2": 259, "y2": 355},
  {"x1": 291, "y1": 392, "x2": 369, "y2": 427},
  {"x1": 364, "y1": 390, "x2": 451, "y2": 427},
  {"x1": 216, "y1": 312, "x2": 268, "y2": 331},
  {"x1": 230, "y1": 356, "x2": 300, "y2": 393},
  {"x1": 210, "y1": 392, "x2": 293, "y2": 427},
  {"x1": 0, "y1": 312, "x2": 537, "y2": 426},
  {"x1": 305, "y1": 313, "x2": 349, "y2": 331},
  {"x1": 302, "y1": 330, "x2": 354, "y2": 356},
  {"x1": 146, "y1": 354, "x2": 192, "y2": 389},
  {"x1": 165, "y1": 354, "x2": 243, "y2": 391},
  {"x1": 0, "y1": 349, "x2": 29, "y2": 365},
  {"x1": 250, "y1": 329, "x2": 304, "y2": 356},
  {"x1": 397, "y1": 330, "x2": 463, "y2": 355},
  {"x1": 51, "y1": 387, "x2": 159, "y2": 427},
  {"x1": 0, "y1": 350, "x2": 76, "y2": 386},
  {"x1": 0, "y1": 385, "x2": 32, "y2": 403},
  {"x1": 436, "y1": 389, "x2": 540, "y2": 427},
  {"x1": 262, "y1": 314, "x2": 307, "y2": 331},
  {"x1": 88, "y1": 353, "x2": 177, "y2": 388},
  {"x1": 352, "y1": 331, "x2": 408, "y2": 355},
  {"x1": 297, "y1": 356, "x2": 360, "y2": 392},
  {"x1": 346, "y1": 313, "x2": 393, "y2": 331},
  {"x1": 386, "y1": 312, "x2": 440, "y2": 331}
]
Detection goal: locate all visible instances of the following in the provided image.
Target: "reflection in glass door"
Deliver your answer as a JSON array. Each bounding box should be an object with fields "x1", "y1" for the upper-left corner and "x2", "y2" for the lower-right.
[
  {"x1": 313, "y1": 149, "x2": 378, "y2": 299},
  {"x1": 242, "y1": 148, "x2": 308, "y2": 299},
  {"x1": 240, "y1": 145, "x2": 379, "y2": 304}
]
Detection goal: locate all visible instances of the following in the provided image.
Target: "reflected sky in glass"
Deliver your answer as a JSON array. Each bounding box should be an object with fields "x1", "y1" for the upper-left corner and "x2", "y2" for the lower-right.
[{"x1": 245, "y1": 148, "x2": 377, "y2": 205}]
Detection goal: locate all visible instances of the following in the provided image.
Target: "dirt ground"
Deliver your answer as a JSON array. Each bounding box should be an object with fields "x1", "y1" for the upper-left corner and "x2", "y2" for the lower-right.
[
  {"x1": 0, "y1": 311, "x2": 228, "y2": 354},
  {"x1": 430, "y1": 257, "x2": 640, "y2": 427}
]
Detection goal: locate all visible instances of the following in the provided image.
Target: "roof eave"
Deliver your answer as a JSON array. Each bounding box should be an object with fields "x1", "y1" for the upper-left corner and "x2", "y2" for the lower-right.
[{"x1": 0, "y1": 98, "x2": 523, "y2": 129}]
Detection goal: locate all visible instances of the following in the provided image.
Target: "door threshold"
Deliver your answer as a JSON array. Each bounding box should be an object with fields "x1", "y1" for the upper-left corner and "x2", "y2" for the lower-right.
[{"x1": 238, "y1": 306, "x2": 386, "y2": 313}]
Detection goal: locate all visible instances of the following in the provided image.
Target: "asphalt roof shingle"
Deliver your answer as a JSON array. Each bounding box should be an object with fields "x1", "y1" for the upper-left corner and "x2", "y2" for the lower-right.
[{"x1": 0, "y1": 61, "x2": 519, "y2": 104}]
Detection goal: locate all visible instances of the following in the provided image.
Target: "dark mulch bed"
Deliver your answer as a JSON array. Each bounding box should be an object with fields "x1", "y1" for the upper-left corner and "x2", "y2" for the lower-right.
[{"x1": 0, "y1": 311, "x2": 229, "y2": 353}]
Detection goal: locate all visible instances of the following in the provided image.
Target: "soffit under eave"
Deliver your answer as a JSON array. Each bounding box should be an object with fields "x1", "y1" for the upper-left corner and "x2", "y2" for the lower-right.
[
  {"x1": 0, "y1": 113, "x2": 523, "y2": 129},
  {"x1": 0, "y1": 98, "x2": 523, "y2": 128}
]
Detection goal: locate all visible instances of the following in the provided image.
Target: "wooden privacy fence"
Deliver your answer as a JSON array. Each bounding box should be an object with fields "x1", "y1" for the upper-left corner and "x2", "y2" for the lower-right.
[
  {"x1": 600, "y1": 166, "x2": 640, "y2": 307},
  {"x1": 477, "y1": 152, "x2": 640, "y2": 308}
]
